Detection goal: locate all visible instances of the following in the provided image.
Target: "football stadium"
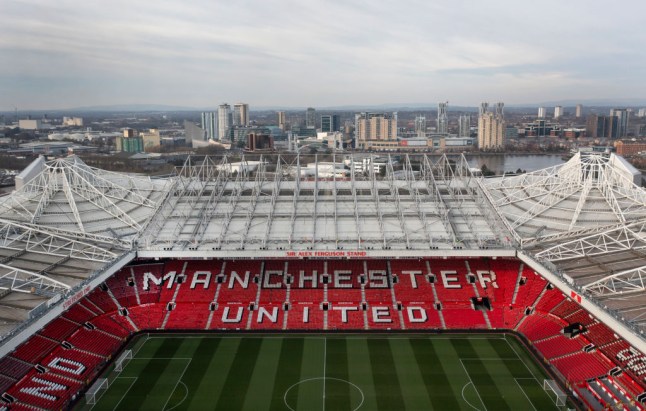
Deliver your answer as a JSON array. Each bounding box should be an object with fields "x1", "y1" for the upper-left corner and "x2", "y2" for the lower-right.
[{"x1": 0, "y1": 151, "x2": 645, "y2": 410}]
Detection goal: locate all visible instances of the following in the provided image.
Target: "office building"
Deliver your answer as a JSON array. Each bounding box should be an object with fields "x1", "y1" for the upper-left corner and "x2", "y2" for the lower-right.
[
  {"x1": 576, "y1": 104, "x2": 583, "y2": 118},
  {"x1": 277, "y1": 111, "x2": 286, "y2": 130},
  {"x1": 354, "y1": 112, "x2": 398, "y2": 149},
  {"x1": 233, "y1": 103, "x2": 249, "y2": 126},
  {"x1": 586, "y1": 115, "x2": 618, "y2": 139},
  {"x1": 184, "y1": 120, "x2": 206, "y2": 145},
  {"x1": 477, "y1": 112, "x2": 504, "y2": 149},
  {"x1": 321, "y1": 114, "x2": 341, "y2": 133},
  {"x1": 18, "y1": 119, "x2": 42, "y2": 130},
  {"x1": 201, "y1": 112, "x2": 217, "y2": 140},
  {"x1": 610, "y1": 108, "x2": 629, "y2": 137},
  {"x1": 306, "y1": 107, "x2": 317, "y2": 129},
  {"x1": 554, "y1": 106, "x2": 563, "y2": 120},
  {"x1": 63, "y1": 117, "x2": 83, "y2": 127},
  {"x1": 458, "y1": 115, "x2": 471, "y2": 137},
  {"x1": 437, "y1": 102, "x2": 448, "y2": 134},
  {"x1": 218, "y1": 104, "x2": 232, "y2": 140},
  {"x1": 117, "y1": 129, "x2": 143, "y2": 153}
]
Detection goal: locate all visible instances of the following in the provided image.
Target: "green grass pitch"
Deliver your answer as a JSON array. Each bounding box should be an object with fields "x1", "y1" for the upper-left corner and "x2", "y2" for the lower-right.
[{"x1": 83, "y1": 334, "x2": 571, "y2": 411}]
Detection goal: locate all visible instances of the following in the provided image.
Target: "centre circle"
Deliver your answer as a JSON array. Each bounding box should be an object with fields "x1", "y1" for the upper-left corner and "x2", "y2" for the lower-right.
[{"x1": 283, "y1": 377, "x2": 364, "y2": 411}]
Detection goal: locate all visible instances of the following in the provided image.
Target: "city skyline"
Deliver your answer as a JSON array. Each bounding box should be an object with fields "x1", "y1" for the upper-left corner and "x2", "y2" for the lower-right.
[{"x1": 2, "y1": 0, "x2": 646, "y2": 110}]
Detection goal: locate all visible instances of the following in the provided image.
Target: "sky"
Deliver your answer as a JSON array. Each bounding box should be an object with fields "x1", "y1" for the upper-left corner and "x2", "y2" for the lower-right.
[{"x1": 1, "y1": 0, "x2": 646, "y2": 110}]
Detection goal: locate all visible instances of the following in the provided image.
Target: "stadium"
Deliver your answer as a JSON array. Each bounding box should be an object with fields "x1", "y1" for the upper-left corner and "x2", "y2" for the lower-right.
[{"x1": 0, "y1": 151, "x2": 645, "y2": 410}]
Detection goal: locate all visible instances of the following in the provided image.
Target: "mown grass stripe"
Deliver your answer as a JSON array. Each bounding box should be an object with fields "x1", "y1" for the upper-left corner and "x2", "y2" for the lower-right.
[
  {"x1": 241, "y1": 337, "x2": 283, "y2": 411},
  {"x1": 269, "y1": 338, "x2": 305, "y2": 410},
  {"x1": 213, "y1": 337, "x2": 263, "y2": 410},
  {"x1": 389, "y1": 338, "x2": 434, "y2": 410},
  {"x1": 410, "y1": 338, "x2": 460, "y2": 410},
  {"x1": 367, "y1": 338, "x2": 405, "y2": 411},
  {"x1": 179, "y1": 337, "x2": 221, "y2": 411},
  {"x1": 326, "y1": 338, "x2": 352, "y2": 410},
  {"x1": 117, "y1": 337, "x2": 183, "y2": 411},
  {"x1": 453, "y1": 339, "x2": 511, "y2": 411}
]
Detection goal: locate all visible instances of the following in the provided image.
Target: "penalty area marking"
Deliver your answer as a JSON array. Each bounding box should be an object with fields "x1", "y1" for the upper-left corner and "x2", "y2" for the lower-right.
[
  {"x1": 461, "y1": 382, "x2": 483, "y2": 411},
  {"x1": 283, "y1": 377, "x2": 364, "y2": 411}
]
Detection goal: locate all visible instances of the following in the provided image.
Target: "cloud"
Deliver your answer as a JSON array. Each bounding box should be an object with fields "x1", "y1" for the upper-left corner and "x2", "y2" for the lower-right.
[{"x1": 1, "y1": 0, "x2": 646, "y2": 109}]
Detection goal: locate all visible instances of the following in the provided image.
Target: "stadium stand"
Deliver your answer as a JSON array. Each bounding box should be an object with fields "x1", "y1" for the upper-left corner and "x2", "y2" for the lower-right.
[{"x1": 1, "y1": 257, "x2": 646, "y2": 410}]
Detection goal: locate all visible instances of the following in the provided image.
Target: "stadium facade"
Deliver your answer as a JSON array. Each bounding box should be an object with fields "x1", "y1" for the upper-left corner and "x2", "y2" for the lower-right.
[{"x1": 1, "y1": 151, "x2": 646, "y2": 409}]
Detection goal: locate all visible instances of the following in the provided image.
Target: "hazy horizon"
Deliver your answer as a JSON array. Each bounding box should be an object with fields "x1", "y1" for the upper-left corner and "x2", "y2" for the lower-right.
[{"x1": 2, "y1": 0, "x2": 646, "y2": 110}]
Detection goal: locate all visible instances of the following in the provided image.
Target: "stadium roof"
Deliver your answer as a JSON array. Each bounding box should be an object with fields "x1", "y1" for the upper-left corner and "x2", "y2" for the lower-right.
[{"x1": 0, "y1": 152, "x2": 645, "y2": 351}]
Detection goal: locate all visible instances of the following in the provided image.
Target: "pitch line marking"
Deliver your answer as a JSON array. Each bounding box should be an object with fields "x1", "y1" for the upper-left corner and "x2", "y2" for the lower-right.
[
  {"x1": 502, "y1": 336, "x2": 541, "y2": 382},
  {"x1": 461, "y1": 382, "x2": 484, "y2": 411},
  {"x1": 323, "y1": 337, "x2": 327, "y2": 411},
  {"x1": 111, "y1": 377, "x2": 137, "y2": 411},
  {"x1": 459, "y1": 359, "x2": 488, "y2": 411},
  {"x1": 164, "y1": 381, "x2": 189, "y2": 411},
  {"x1": 161, "y1": 358, "x2": 192, "y2": 411},
  {"x1": 514, "y1": 378, "x2": 538, "y2": 411},
  {"x1": 283, "y1": 377, "x2": 364, "y2": 411}
]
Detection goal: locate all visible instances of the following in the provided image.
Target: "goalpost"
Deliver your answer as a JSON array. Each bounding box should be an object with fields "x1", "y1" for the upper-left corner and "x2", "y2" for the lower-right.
[
  {"x1": 85, "y1": 378, "x2": 108, "y2": 405},
  {"x1": 115, "y1": 349, "x2": 133, "y2": 372},
  {"x1": 543, "y1": 379, "x2": 567, "y2": 407}
]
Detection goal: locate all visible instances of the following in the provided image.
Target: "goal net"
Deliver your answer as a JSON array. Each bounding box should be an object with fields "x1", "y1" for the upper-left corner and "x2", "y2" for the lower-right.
[
  {"x1": 115, "y1": 349, "x2": 133, "y2": 372},
  {"x1": 543, "y1": 379, "x2": 567, "y2": 406},
  {"x1": 85, "y1": 378, "x2": 108, "y2": 404}
]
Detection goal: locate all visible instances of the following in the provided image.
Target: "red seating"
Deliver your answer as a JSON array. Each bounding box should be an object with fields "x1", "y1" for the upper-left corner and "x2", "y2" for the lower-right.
[
  {"x1": 62, "y1": 303, "x2": 97, "y2": 324},
  {"x1": 91, "y1": 315, "x2": 132, "y2": 338},
  {"x1": 249, "y1": 304, "x2": 286, "y2": 330},
  {"x1": 38, "y1": 317, "x2": 78, "y2": 342},
  {"x1": 286, "y1": 303, "x2": 324, "y2": 330},
  {"x1": 585, "y1": 322, "x2": 619, "y2": 348},
  {"x1": 12, "y1": 335, "x2": 59, "y2": 363},
  {"x1": 2, "y1": 256, "x2": 646, "y2": 410},
  {"x1": 534, "y1": 287, "x2": 565, "y2": 313},
  {"x1": 401, "y1": 304, "x2": 443, "y2": 329},
  {"x1": 441, "y1": 308, "x2": 487, "y2": 329},
  {"x1": 518, "y1": 313, "x2": 565, "y2": 341},
  {"x1": 40, "y1": 347, "x2": 104, "y2": 381},
  {"x1": 209, "y1": 303, "x2": 251, "y2": 330},
  {"x1": 132, "y1": 263, "x2": 165, "y2": 304},
  {"x1": 8, "y1": 370, "x2": 82, "y2": 410},
  {"x1": 551, "y1": 351, "x2": 612, "y2": 383},
  {"x1": 67, "y1": 328, "x2": 122, "y2": 357},
  {"x1": 165, "y1": 303, "x2": 209, "y2": 330},
  {"x1": 0, "y1": 356, "x2": 31, "y2": 379},
  {"x1": 533, "y1": 335, "x2": 585, "y2": 359}
]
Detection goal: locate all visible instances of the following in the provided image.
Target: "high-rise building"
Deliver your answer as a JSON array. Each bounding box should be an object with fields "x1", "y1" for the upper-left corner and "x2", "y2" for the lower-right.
[
  {"x1": 610, "y1": 108, "x2": 629, "y2": 137},
  {"x1": 538, "y1": 107, "x2": 546, "y2": 118},
  {"x1": 218, "y1": 104, "x2": 232, "y2": 140},
  {"x1": 277, "y1": 111, "x2": 286, "y2": 130},
  {"x1": 437, "y1": 102, "x2": 448, "y2": 133},
  {"x1": 233, "y1": 103, "x2": 249, "y2": 126},
  {"x1": 354, "y1": 112, "x2": 398, "y2": 149},
  {"x1": 306, "y1": 107, "x2": 317, "y2": 129},
  {"x1": 495, "y1": 102, "x2": 504, "y2": 118},
  {"x1": 638, "y1": 108, "x2": 646, "y2": 118},
  {"x1": 414, "y1": 115, "x2": 427, "y2": 137},
  {"x1": 201, "y1": 112, "x2": 217, "y2": 140},
  {"x1": 478, "y1": 112, "x2": 504, "y2": 149},
  {"x1": 576, "y1": 104, "x2": 583, "y2": 118},
  {"x1": 479, "y1": 102, "x2": 489, "y2": 116},
  {"x1": 321, "y1": 114, "x2": 341, "y2": 133},
  {"x1": 554, "y1": 106, "x2": 563, "y2": 119},
  {"x1": 458, "y1": 115, "x2": 471, "y2": 137},
  {"x1": 586, "y1": 115, "x2": 618, "y2": 139}
]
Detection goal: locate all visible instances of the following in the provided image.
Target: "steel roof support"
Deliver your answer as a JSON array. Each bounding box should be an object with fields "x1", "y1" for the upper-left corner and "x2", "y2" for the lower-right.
[
  {"x1": 386, "y1": 155, "x2": 410, "y2": 248},
  {"x1": 583, "y1": 265, "x2": 646, "y2": 297},
  {"x1": 0, "y1": 264, "x2": 71, "y2": 295}
]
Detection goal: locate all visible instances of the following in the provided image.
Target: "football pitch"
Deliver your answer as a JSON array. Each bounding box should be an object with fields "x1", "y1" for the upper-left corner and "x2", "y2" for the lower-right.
[{"x1": 85, "y1": 334, "x2": 570, "y2": 411}]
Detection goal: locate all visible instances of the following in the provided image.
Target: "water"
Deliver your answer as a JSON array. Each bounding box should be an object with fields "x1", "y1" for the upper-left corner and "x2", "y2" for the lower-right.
[{"x1": 465, "y1": 154, "x2": 564, "y2": 175}]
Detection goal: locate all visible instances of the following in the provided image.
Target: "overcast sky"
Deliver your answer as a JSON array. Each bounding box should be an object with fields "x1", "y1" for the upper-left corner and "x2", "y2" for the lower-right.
[{"x1": 1, "y1": 0, "x2": 645, "y2": 110}]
